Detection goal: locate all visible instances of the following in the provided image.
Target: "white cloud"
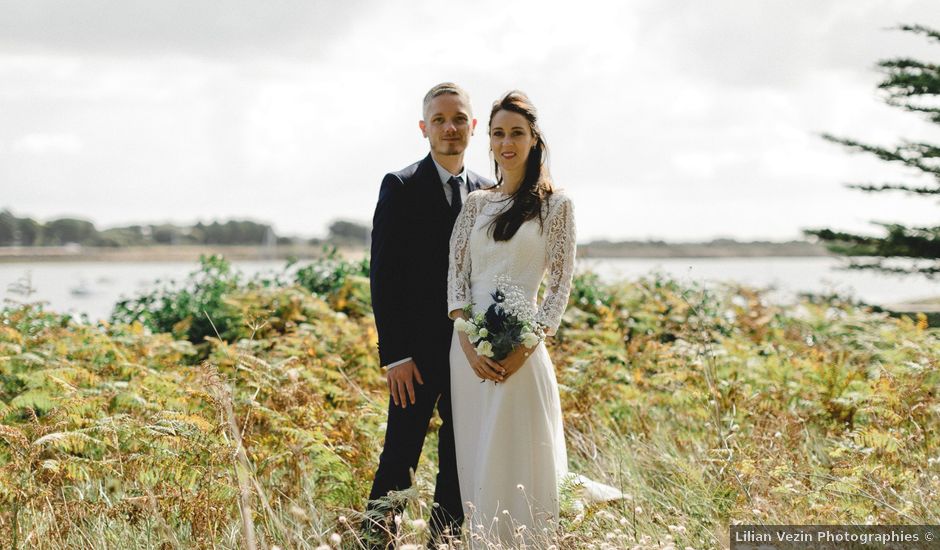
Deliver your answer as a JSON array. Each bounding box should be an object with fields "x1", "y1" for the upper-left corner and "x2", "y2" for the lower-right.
[
  {"x1": 0, "y1": 0, "x2": 938, "y2": 240},
  {"x1": 11, "y1": 133, "x2": 83, "y2": 155}
]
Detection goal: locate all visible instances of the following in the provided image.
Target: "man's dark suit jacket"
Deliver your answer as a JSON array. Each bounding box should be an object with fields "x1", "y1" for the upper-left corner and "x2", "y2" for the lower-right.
[{"x1": 370, "y1": 153, "x2": 492, "y2": 377}]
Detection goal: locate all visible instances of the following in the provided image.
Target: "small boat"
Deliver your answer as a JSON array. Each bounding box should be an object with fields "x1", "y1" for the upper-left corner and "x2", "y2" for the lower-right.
[{"x1": 70, "y1": 280, "x2": 94, "y2": 297}]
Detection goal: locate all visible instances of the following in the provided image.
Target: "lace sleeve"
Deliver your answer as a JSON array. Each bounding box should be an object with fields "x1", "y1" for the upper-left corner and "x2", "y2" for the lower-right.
[
  {"x1": 536, "y1": 194, "x2": 576, "y2": 335},
  {"x1": 447, "y1": 192, "x2": 481, "y2": 318}
]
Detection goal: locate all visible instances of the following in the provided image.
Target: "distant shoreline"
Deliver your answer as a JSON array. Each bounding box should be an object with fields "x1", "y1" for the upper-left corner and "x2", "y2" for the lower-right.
[
  {"x1": 2, "y1": 244, "x2": 937, "y2": 314},
  {"x1": 578, "y1": 240, "x2": 828, "y2": 259},
  {"x1": 0, "y1": 241, "x2": 831, "y2": 263},
  {"x1": 0, "y1": 245, "x2": 367, "y2": 263}
]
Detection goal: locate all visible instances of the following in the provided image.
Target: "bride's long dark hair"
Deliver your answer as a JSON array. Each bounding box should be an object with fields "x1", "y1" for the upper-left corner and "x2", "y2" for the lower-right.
[{"x1": 488, "y1": 91, "x2": 554, "y2": 242}]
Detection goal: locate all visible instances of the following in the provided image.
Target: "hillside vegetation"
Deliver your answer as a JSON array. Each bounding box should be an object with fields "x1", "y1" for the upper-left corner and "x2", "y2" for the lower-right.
[{"x1": 0, "y1": 255, "x2": 937, "y2": 549}]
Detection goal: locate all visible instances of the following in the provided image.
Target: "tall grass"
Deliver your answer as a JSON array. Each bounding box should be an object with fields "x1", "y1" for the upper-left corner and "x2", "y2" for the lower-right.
[{"x1": 1, "y1": 256, "x2": 937, "y2": 549}]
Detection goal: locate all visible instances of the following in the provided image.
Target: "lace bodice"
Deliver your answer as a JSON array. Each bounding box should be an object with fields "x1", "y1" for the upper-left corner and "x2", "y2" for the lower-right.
[{"x1": 447, "y1": 190, "x2": 576, "y2": 335}]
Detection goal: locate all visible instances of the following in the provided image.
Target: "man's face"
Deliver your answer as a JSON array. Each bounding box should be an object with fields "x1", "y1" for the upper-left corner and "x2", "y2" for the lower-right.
[{"x1": 419, "y1": 93, "x2": 476, "y2": 157}]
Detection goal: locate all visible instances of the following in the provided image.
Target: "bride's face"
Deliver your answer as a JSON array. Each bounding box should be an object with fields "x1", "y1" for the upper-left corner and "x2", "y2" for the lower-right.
[{"x1": 490, "y1": 110, "x2": 537, "y2": 174}]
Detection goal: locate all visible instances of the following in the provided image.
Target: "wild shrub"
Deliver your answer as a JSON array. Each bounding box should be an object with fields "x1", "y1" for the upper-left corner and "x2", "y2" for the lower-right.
[
  {"x1": 1, "y1": 267, "x2": 937, "y2": 548},
  {"x1": 111, "y1": 251, "x2": 372, "y2": 351},
  {"x1": 111, "y1": 254, "x2": 244, "y2": 346}
]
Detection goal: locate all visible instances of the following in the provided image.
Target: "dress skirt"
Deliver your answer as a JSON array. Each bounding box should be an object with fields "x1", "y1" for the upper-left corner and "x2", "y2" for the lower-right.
[{"x1": 449, "y1": 329, "x2": 568, "y2": 546}]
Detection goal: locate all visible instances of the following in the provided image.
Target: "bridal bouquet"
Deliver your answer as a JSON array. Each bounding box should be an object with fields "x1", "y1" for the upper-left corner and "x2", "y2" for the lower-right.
[{"x1": 453, "y1": 275, "x2": 544, "y2": 361}]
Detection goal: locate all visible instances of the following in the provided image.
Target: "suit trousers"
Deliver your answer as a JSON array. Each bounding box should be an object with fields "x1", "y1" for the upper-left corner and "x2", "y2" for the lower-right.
[{"x1": 365, "y1": 366, "x2": 462, "y2": 543}]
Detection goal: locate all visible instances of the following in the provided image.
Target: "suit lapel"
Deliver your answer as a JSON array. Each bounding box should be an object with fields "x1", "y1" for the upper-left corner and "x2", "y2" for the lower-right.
[
  {"x1": 420, "y1": 154, "x2": 494, "y2": 210},
  {"x1": 416, "y1": 154, "x2": 452, "y2": 212},
  {"x1": 469, "y1": 168, "x2": 499, "y2": 191},
  {"x1": 468, "y1": 173, "x2": 482, "y2": 192}
]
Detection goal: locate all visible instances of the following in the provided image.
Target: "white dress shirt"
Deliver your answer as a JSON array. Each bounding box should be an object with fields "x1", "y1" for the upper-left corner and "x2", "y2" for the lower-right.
[{"x1": 433, "y1": 157, "x2": 470, "y2": 207}]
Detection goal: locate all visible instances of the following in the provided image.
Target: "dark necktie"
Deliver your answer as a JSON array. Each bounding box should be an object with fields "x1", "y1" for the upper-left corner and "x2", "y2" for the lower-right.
[{"x1": 448, "y1": 176, "x2": 463, "y2": 216}]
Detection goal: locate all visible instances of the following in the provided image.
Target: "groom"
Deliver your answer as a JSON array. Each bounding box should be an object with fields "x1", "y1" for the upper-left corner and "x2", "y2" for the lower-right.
[{"x1": 364, "y1": 82, "x2": 493, "y2": 546}]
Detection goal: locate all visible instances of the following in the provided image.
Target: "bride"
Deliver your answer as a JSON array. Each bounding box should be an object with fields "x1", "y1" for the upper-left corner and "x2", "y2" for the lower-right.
[{"x1": 447, "y1": 90, "x2": 613, "y2": 546}]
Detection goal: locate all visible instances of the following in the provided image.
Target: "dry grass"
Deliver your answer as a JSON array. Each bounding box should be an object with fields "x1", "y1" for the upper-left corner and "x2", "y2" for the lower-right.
[{"x1": 1, "y1": 272, "x2": 937, "y2": 549}]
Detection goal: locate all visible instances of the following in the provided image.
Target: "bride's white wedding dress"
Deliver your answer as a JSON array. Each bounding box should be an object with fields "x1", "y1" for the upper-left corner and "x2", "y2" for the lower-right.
[{"x1": 447, "y1": 189, "x2": 619, "y2": 546}]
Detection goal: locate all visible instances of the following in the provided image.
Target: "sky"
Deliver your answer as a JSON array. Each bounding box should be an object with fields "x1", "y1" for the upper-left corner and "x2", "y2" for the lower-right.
[{"x1": 1, "y1": 0, "x2": 938, "y2": 242}]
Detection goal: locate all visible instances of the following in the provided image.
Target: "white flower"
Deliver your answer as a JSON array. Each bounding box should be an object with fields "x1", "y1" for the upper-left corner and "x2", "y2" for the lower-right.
[
  {"x1": 476, "y1": 340, "x2": 494, "y2": 357},
  {"x1": 478, "y1": 327, "x2": 489, "y2": 338},
  {"x1": 494, "y1": 274, "x2": 537, "y2": 321},
  {"x1": 521, "y1": 332, "x2": 540, "y2": 348},
  {"x1": 456, "y1": 317, "x2": 482, "y2": 342}
]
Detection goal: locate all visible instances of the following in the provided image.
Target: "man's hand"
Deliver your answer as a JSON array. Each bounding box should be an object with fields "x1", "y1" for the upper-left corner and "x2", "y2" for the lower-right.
[
  {"x1": 458, "y1": 333, "x2": 505, "y2": 382},
  {"x1": 497, "y1": 345, "x2": 533, "y2": 381},
  {"x1": 385, "y1": 359, "x2": 424, "y2": 408}
]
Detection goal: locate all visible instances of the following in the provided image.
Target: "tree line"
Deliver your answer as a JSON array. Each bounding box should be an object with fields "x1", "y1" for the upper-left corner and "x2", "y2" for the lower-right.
[{"x1": 0, "y1": 211, "x2": 371, "y2": 247}]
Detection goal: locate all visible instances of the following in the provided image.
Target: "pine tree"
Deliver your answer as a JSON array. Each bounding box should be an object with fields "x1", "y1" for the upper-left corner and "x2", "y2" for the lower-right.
[{"x1": 805, "y1": 24, "x2": 940, "y2": 279}]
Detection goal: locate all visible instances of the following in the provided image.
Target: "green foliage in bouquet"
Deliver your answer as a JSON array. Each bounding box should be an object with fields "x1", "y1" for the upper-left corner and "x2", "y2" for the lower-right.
[{"x1": 454, "y1": 277, "x2": 544, "y2": 361}]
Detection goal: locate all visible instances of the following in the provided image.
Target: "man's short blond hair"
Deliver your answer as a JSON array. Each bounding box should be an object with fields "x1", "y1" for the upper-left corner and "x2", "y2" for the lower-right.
[{"x1": 422, "y1": 82, "x2": 472, "y2": 120}]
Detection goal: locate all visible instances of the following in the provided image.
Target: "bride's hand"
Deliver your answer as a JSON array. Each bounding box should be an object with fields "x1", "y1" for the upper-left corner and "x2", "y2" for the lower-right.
[
  {"x1": 458, "y1": 332, "x2": 505, "y2": 382},
  {"x1": 498, "y1": 345, "x2": 533, "y2": 380}
]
